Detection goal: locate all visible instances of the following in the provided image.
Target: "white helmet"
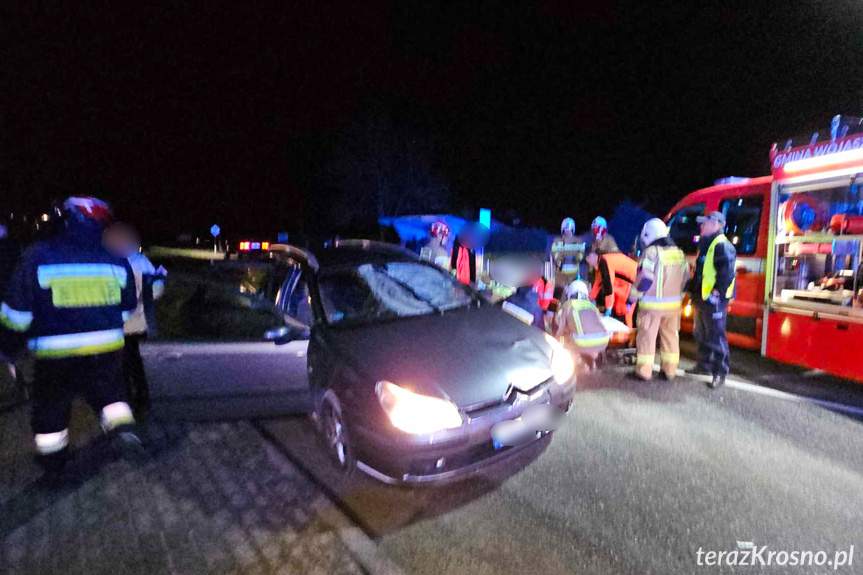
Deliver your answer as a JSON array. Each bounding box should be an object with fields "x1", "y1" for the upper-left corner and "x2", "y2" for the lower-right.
[
  {"x1": 561, "y1": 217, "x2": 576, "y2": 235},
  {"x1": 640, "y1": 218, "x2": 669, "y2": 247},
  {"x1": 564, "y1": 280, "x2": 590, "y2": 300}
]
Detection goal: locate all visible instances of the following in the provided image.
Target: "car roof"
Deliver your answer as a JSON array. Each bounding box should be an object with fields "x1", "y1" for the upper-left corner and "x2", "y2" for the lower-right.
[{"x1": 316, "y1": 239, "x2": 419, "y2": 270}]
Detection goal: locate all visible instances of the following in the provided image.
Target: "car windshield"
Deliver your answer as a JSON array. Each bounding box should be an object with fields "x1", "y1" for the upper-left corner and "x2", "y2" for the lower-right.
[{"x1": 318, "y1": 261, "x2": 475, "y2": 325}]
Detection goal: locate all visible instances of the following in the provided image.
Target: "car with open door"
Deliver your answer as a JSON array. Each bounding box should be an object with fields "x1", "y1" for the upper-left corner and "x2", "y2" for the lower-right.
[
  {"x1": 142, "y1": 251, "x2": 315, "y2": 420},
  {"x1": 145, "y1": 241, "x2": 577, "y2": 483}
]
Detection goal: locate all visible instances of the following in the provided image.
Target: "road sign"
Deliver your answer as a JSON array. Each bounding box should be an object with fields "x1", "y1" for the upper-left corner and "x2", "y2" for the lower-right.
[
  {"x1": 210, "y1": 224, "x2": 221, "y2": 237},
  {"x1": 278, "y1": 232, "x2": 289, "y2": 243}
]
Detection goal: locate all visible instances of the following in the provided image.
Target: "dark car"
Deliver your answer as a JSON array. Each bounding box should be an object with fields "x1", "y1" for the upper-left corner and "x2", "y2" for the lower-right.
[{"x1": 141, "y1": 241, "x2": 576, "y2": 483}]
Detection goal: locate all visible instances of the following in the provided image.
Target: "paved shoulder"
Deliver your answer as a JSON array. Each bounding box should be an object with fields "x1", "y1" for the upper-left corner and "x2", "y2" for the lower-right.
[{"x1": 0, "y1": 411, "x2": 399, "y2": 575}]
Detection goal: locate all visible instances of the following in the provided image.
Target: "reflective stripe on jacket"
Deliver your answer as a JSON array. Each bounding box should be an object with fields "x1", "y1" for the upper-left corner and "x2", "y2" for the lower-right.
[
  {"x1": 555, "y1": 298, "x2": 609, "y2": 355},
  {"x1": 636, "y1": 243, "x2": 690, "y2": 311}
]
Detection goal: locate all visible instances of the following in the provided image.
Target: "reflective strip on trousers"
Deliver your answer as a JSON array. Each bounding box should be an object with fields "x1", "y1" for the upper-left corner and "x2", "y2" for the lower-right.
[
  {"x1": 35, "y1": 429, "x2": 70, "y2": 454},
  {"x1": 636, "y1": 354, "x2": 654, "y2": 365},
  {"x1": 640, "y1": 297, "x2": 682, "y2": 310},
  {"x1": 28, "y1": 328, "x2": 125, "y2": 359},
  {"x1": 660, "y1": 351, "x2": 679, "y2": 363},
  {"x1": 101, "y1": 402, "x2": 135, "y2": 431},
  {"x1": 573, "y1": 334, "x2": 610, "y2": 348}
]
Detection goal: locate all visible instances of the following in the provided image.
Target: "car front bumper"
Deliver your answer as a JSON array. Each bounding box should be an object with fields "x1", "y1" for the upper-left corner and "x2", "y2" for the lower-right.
[{"x1": 352, "y1": 378, "x2": 576, "y2": 484}]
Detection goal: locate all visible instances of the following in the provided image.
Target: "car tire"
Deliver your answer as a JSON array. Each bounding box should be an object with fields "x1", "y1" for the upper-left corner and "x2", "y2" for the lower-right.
[{"x1": 318, "y1": 390, "x2": 356, "y2": 476}]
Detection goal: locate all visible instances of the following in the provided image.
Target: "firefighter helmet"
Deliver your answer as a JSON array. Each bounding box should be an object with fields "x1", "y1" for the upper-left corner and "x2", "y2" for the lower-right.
[
  {"x1": 639, "y1": 218, "x2": 669, "y2": 247},
  {"x1": 62, "y1": 197, "x2": 114, "y2": 230},
  {"x1": 591, "y1": 216, "x2": 608, "y2": 235},
  {"x1": 561, "y1": 217, "x2": 576, "y2": 235},
  {"x1": 430, "y1": 220, "x2": 450, "y2": 238},
  {"x1": 564, "y1": 280, "x2": 590, "y2": 300}
]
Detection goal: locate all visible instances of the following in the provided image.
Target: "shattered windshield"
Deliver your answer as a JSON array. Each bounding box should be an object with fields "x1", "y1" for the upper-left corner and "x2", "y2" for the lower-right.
[{"x1": 318, "y1": 261, "x2": 474, "y2": 325}]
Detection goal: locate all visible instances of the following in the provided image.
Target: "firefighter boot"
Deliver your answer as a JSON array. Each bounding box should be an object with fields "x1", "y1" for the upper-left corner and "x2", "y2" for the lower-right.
[
  {"x1": 632, "y1": 361, "x2": 653, "y2": 381},
  {"x1": 659, "y1": 362, "x2": 678, "y2": 381},
  {"x1": 108, "y1": 424, "x2": 149, "y2": 462}
]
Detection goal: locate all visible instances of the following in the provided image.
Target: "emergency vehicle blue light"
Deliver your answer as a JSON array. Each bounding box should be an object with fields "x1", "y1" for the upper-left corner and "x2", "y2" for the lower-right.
[
  {"x1": 251, "y1": 242, "x2": 261, "y2": 250},
  {"x1": 479, "y1": 208, "x2": 491, "y2": 230}
]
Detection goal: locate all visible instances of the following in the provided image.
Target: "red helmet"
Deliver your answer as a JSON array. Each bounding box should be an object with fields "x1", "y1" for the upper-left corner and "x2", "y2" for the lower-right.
[
  {"x1": 591, "y1": 216, "x2": 607, "y2": 234},
  {"x1": 62, "y1": 197, "x2": 114, "y2": 228},
  {"x1": 430, "y1": 220, "x2": 450, "y2": 238}
]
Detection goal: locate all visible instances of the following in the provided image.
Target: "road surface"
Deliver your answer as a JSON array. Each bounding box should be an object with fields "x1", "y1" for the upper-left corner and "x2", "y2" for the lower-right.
[{"x1": 260, "y1": 344, "x2": 863, "y2": 575}]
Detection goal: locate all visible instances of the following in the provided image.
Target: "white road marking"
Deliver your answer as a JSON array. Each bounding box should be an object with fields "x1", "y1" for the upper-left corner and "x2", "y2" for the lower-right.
[{"x1": 633, "y1": 363, "x2": 863, "y2": 417}]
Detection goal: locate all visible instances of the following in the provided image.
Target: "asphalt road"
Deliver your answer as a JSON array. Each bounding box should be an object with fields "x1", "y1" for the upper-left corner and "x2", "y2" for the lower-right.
[{"x1": 260, "y1": 348, "x2": 863, "y2": 575}]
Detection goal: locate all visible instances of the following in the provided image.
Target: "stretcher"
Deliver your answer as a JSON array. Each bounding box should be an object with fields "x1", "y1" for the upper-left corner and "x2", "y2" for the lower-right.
[{"x1": 599, "y1": 316, "x2": 637, "y2": 365}]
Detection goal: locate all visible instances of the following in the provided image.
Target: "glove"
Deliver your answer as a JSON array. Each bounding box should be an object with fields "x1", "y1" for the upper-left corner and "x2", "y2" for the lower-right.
[
  {"x1": 604, "y1": 308, "x2": 613, "y2": 317},
  {"x1": 707, "y1": 291, "x2": 720, "y2": 306}
]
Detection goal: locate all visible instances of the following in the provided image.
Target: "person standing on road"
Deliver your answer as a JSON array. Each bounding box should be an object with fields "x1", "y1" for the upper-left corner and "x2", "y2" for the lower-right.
[
  {"x1": 421, "y1": 220, "x2": 451, "y2": 270},
  {"x1": 688, "y1": 211, "x2": 736, "y2": 389},
  {"x1": 587, "y1": 216, "x2": 619, "y2": 256},
  {"x1": 586, "y1": 249, "x2": 638, "y2": 328},
  {"x1": 104, "y1": 223, "x2": 166, "y2": 419},
  {"x1": 628, "y1": 219, "x2": 690, "y2": 381},
  {"x1": 0, "y1": 197, "x2": 143, "y2": 482}
]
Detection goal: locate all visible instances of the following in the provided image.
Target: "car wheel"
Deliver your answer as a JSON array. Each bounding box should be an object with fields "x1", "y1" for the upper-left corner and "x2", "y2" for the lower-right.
[{"x1": 319, "y1": 391, "x2": 356, "y2": 475}]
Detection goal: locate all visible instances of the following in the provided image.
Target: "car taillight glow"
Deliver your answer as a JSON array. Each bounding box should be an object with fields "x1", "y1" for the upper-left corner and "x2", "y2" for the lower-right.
[
  {"x1": 239, "y1": 241, "x2": 250, "y2": 251},
  {"x1": 261, "y1": 242, "x2": 270, "y2": 250}
]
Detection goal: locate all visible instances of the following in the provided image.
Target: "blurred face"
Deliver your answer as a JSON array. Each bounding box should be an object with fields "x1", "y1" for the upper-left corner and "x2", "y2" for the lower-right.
[
  {"x1": 457, "y1": 222, "x2": 490, "y2": 250},
  {"x1": 103, "y1": 223, "x2": 141, "y2": 258},
  {"x1": 489, "y1": 255, "x2": 542, "y2": 288},
  {"x1": 700, "y1": 218, "x2": 722, "y2": 237}
]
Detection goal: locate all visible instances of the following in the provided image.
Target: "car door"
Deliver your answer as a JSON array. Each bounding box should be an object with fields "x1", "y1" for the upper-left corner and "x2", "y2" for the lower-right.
[{"x1": 141, "y1": 260, "x2": 312, "y2": 420}]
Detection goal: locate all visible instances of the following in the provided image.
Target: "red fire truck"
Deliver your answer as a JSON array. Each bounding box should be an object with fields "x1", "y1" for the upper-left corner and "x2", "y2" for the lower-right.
[{"x1": 667, "y1": 116, "x2": 863, "y2": 382}]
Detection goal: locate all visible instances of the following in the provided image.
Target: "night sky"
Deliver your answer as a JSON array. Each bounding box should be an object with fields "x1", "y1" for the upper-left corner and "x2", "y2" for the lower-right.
[{"x1": 3, "y1": 2, "x2": 862, "y2": 244}]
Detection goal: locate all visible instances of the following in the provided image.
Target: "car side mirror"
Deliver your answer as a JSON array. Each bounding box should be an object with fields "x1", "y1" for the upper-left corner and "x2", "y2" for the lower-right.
[{"x1": 264, "y1": 325, "x2": 310, "y2": 345}]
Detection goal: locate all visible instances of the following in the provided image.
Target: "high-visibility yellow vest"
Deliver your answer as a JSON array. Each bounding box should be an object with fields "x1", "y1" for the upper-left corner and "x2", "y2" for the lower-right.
[{"x1": 701, "y1": 234, "x2": 735, "y2": 300}]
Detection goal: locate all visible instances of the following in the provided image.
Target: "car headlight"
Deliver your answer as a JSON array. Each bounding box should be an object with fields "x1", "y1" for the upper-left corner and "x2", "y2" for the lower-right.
[
  {"x1": 375, "y1": 381, "x2": 463, "y2": 435},
  {"x1": 544, "y1": 333, "x2": 575, "y2": 384}
]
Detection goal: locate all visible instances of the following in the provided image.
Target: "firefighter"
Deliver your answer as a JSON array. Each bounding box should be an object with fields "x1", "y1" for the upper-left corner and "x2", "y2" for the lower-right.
[
  {"x1": 550, "y1": 218, "x2": 586, "y2": 293},
  {"x1": 688, "y1": 211, "x2": 737, "y2": 389},
  {"x1": 586, "y1": 249, "x2": 638, "y2": 327},
  {"x1": 0, "y1": 197, "x2": 143, "y2": 482},
  {"x1": 628, "y1": 218, "x2": 690, "y2": 381},
  {"x1": 555, "y1": 280, "x2": 609, "y2": 372},
  {"x1": 421, "y1": 220, "x2": 451, "y2": 270},
  {"x1": 588, "y1": 216, "x2": 619, "y2": 255}
]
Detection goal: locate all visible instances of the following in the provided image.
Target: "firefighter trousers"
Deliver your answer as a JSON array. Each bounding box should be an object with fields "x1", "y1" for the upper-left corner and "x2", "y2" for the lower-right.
[
  {"x1": 31, "y1": 351, "x2": 135, "y2": 467},
  {"x1": 635, "y1": 309, "x2": 681, "y2": 380}
]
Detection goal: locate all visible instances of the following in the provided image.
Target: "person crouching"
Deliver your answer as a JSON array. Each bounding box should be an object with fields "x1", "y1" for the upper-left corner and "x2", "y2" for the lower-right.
[{"x1": 555, "y1": 280, "x2": 609, "y2": 372}]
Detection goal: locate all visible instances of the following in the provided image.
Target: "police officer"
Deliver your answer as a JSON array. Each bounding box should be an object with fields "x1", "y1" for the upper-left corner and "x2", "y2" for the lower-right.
[
  {"x1": 628, "y1": 219, "x2": 690, "y2": 381},
  {"x1": 689, "y1": 211, "x2": 737, "y2": 388},
  {"x1": 0, "y1": 197, "x2": 142, "y2": 482}
]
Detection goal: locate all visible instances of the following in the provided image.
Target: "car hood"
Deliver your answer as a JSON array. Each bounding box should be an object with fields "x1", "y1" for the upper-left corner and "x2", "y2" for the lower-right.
[{"x1": 328, "y1": 305, "x2": 555, "y2": 409}]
